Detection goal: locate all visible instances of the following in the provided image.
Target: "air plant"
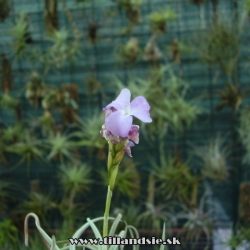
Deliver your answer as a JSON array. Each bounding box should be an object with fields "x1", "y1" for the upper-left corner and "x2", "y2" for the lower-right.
[
  {"x1": 176, "y1": 193, "x2": 216, "y2": 250},
  {"x1": 0, "y1": 92, "x2": 21, "y2": 120},
  {"x1": 154, "y1": 153, "x2": 200, "y2": 209},
  {"x1": 8, "y1": 13, "x2": 32, "y2": 58},
  {"x1": 73, "y1": 113, "x2": 107, "y2": 154},
  {"x1": 238, "y1": 108, "x2": 250, "y2": 164},
  {"x1": 1, "y1": 53, "x2": 13, "y2": 92},
  {"x1": 0, "y1": 0, "x2": 11, "y2": 22},
  {"x1": 43, "y1": 30, "x2": 81, "y2": 71},
  {"x1": 44, "y1": 0, "x2": 58, "y2": 34},
  {"x1": 115, "y1": 37, "x2": 141, "y2": 65},
  {"x1": 58, "y1": 163, "x2": 92, "y2": 197},
  {"x1": 25, "y1": 72, "x2": 47, "y2": 108},
  {"x1": 143, "y1": 35, "x2": 162, "y2": 65},
  {"x1": 46, "y1": 132, "x2": 78, "y2": 164},
  {"x1": 1, "y1": 122, "x2": 25, "y2": 143},
  {"x1": 149, "y1": 7, "x2": 177, "y2": 34},
  {"x1": 99, "y1": 157, "x2": 140, "y2": 200},
  {"x1": 6, "y1": 132, "x2": 45, "y2": 171},
  {"x1": 194, "y1": 21, "x2": 239, "y2": 76},
  {"x1": 216, "y1": 83, "x2": 244, "y2": 113},
  {"x1": 192, "y1": 136, "x2": 230, "y2": 182}
]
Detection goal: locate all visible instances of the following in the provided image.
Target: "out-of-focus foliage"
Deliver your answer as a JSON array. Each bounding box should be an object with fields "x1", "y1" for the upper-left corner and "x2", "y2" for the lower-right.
[
  {"x1": 149, "y1": 7, "x2": 177, "y2": 34},
  {"x1": 192, "y1": 135, "x2": 230, "y2": 182}
]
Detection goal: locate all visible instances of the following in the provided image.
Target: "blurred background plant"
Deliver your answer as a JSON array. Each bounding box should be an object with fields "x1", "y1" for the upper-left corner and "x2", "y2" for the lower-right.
[{"x1": 0, "y1": 0, "x2": 249, "y2": 249}]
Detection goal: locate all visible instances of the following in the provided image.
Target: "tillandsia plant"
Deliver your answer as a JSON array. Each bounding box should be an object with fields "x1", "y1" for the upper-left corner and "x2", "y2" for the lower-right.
[
  {"x1": 8, "y1": 13, "x2": 32, "y2": 59},
  {"x1": 192, "y1": 135, "x2": 230, "y2": 182},
  {"x1": 115, "y1": 37, "x2": 141, "y2": 66},
  {"x1": 24, "y1": 88, "x2": 169, "y2": 250},
  {"x1": 148, "y1": 7, "x2": 177, "y2": 35}
]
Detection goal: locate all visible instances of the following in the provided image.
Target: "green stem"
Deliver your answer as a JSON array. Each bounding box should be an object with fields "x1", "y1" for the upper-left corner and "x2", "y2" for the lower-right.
[{"x1": 103, "y1": 185, "x2": 112, "y2": 237}]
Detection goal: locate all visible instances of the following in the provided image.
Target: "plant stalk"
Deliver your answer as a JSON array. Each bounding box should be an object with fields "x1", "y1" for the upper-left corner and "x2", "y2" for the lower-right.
[{"x1": 103, "y1": 185, "x2": 112, "y2": 237}]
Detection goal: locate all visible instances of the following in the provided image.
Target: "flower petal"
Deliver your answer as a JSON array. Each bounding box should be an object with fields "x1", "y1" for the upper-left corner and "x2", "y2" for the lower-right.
[
  {"x1": 125, "y1": 141, "x2": 134, "y2": 157},
  {"x1": 105, "y1": 89, "x2": 131, "y2": 111},
  {"x1": 130, "y1": 96, "x2": 152, "y2": 122},
  {"x1": 128, "y1": 125, "x2": 140, "y2": 144},
  {"x1": 105, "y1": 110, "x2": 133, "y2": 137}
]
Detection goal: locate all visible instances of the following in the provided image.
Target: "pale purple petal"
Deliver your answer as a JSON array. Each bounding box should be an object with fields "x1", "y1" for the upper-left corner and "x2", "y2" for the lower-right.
[
  {"x1": 130, "y1": 96, "x2": 152, "y2": 122},
  {"x1": 128, "y1": 125, "x2": 140, "y2": 144},
  {"x1": 105, "y1": 110, "x2": 133, "y2": 137},
  {"x1": 103, "y1": 107, "x2": 117, "y2": 118},
  {"x1": 125, "y1": 141, "x2": 135, "y2": 157},
  {"x1": 105, "y1": 89, "x2": 131, "y2": 111}
]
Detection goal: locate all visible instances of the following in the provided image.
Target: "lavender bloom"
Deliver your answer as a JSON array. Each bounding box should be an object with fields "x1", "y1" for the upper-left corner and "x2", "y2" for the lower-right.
[
  {"x1": 104, "y1": 88, "x2": 152, "y2": 137},
  {"x1": 101, "y1": 88, "x2": 152, "y2": 157}
]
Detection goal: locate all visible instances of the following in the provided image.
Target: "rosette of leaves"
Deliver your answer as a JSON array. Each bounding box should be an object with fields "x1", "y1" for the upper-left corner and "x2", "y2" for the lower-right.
[
  {"x1": 194, "y1": 21, "x2": 239, "y2": 76},
  {"x1": 1, "y1": 122, "x2": 25, "y2": 143},
  {"x1": 216, "y1": 83, "x2": 245, "y2": 112},
  {"x1": 73, "y1": 114, "x2": 106, "y2": 156},
  {"x1": 46, "y1": 132, "x2": 79, "y2": 164},
  {"x1": 6, "y1": 131, "x2": 45, "y2": 171},
  {"x1": 99, "y1": 157, "x2": 140, "y2": 200},
  {"x1": 149, "y1": 7, "x2": 177, "y2": 34},
  {"x1": 0, "y1": 92, "x2": 21, "y2": 120},
  {"x1": 154, "y1": 153, "x2": 200, "y2": 208},
  {"x1": 25, "y1": 72, "x2": 47, "y2": 108},
  {"x1": 8, "y1": 13, "x2": 32, "y2": 58},
  {"x1": 192, "y1": 136, "x2": 230, "y2": 182},
  {"x1": 58, "y1": 163, "x2": 92, "y2": 216},
  {"x1": 176, "y1": 193, "x2": 216, "y2": 250},
  {"x1": 115, "y1": 37, "x2": 141, "y2": 65},
  {"x1": 0, "y1": 0, "x2": 11, "y2": 22},
  {"x1": 43, "y1": 30, "x2": 81, "y2": 71},
  {"x1": 238, "y1": 108, "x2": 250, "y2": 164}
]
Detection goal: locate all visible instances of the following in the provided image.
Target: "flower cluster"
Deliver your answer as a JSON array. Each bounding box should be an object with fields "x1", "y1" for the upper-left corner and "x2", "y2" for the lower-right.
[{"x1": 100, "y1": 88, "x2": 152, "y2": 156}]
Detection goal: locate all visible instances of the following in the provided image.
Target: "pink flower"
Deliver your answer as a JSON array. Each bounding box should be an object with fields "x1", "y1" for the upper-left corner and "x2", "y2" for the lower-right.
[{"x1": 104, "y1": 88, "x2": 152, "y2": 137}]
